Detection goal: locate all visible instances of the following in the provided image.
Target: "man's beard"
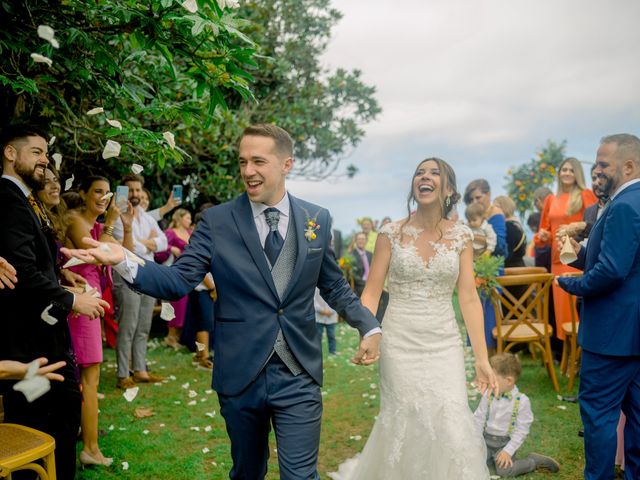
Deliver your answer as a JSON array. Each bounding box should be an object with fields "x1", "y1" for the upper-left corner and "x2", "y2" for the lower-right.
[
  {"x1": 130, "y1": 196, "x2": 140, "y2": 207},
  {"x1": 15, "y1": 161, "x2": 45, "y2": 190},
  {"x1": 600, "y1": 171, "x2": 620, "y2": 198}
]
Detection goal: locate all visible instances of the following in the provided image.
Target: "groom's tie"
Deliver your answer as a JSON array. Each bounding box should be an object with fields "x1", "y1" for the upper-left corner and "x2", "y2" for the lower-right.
[{"x1": 264, "y1": 207, "x2": 284, "y2": 266}]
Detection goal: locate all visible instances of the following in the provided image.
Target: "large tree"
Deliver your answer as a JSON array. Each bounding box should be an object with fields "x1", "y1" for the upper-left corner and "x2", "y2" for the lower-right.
[{"x1": 1, "y1": 0, "x2": 380, "y2": 206}]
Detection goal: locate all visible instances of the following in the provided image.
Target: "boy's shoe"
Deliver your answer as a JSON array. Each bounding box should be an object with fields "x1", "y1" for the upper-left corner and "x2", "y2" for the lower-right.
[
  {"x1": 116, "y1": 376, "x2": 136, "y2": 389},
  {"x1": 529, "y1": 453, "x2": 560, "y2": 472},
  {"x1": 195, "y1": 358, "x2": 213, "y2": 371},
  {"x1": 133, "y1": 372, "x2": 165, "y2": 383}
]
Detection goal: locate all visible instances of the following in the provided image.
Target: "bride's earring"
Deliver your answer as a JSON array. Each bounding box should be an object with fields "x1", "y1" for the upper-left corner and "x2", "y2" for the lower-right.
[{"x1": 445, "y1": 196, "x2": 451, "y2": 207}]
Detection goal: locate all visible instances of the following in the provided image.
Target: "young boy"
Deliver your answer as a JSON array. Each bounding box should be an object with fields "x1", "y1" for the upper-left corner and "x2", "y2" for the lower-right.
[
  {"x1": 465, "y1": 203, "x2": 497, "y2": 259},
  {"x1": 474, "y1": 353, "x2": 560, "y2": 476},
  {"x1": 314, "y1": 288, "x2": 338, "y2": 355}
]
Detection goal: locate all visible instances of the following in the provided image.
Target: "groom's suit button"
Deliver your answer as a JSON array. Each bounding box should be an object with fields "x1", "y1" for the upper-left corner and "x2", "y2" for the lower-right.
[{"x1": 278, "y1": 309, "x2": 284, "y2": 315}]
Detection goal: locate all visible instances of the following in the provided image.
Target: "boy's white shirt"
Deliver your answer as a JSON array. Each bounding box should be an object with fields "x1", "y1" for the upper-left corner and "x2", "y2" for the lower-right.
[{"x1": 473, "y1": 385, "x2": 534, "y2": 457}]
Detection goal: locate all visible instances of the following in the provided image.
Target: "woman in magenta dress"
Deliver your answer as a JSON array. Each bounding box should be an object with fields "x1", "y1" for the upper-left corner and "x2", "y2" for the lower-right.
[
  {"x1": 162, "y1": 208, "x2": 193, "y2": 348},
  {"x1": 65, "y1": 175, "x2": 129, "y2": 468}
]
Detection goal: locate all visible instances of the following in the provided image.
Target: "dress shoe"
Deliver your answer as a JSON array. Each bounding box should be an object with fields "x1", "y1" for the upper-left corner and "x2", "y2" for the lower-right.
[
  {"x1": 196, "y1": 357, "x2": 213, "y2": 371},
  {"x1": 133, "y1": 372, "x2": 165, "y2": 383},
  {"x1": 116, "y1": 376, "x2": 136, "y2": 389},
  {"x1": 79, "y1": 450, "x2": 113, "y2": 468},
  {"x1": 529, "y1": 453, "x2": 560, "y2": 472}
]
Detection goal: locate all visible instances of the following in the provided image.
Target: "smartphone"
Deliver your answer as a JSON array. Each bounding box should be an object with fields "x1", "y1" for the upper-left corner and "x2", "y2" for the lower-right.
[
  {"x1": 115, "y1": 185, "x2": 129, "y2": 211},
  {"x1": 172, "y1": 185, "x2": 183, "y2": 202}
]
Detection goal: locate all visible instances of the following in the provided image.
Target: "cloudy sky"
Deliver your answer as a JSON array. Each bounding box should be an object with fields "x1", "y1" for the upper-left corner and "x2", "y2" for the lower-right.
[{"x1": 288, "y1": 0, "x2": 640, "y2": 233}]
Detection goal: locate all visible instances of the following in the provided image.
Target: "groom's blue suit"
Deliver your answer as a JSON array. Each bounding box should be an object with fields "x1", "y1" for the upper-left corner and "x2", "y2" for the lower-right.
[
  {"x1": 559, "y1": 181, "x2": 640, "y2": 480},
  {"x1": 128, "y1": 192, "x2": 379, "y2": 479}
]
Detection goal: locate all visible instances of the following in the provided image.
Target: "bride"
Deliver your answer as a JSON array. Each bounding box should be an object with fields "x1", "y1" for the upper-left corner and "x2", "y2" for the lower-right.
[{"x1": 330, "y1": 158, "x2": 497, "y2": 479}]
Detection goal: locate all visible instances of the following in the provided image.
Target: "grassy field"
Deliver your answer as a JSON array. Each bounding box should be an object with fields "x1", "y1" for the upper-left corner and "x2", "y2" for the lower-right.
[{"x1": 79, "y1": 319, "x2": 584, "y2": 479}]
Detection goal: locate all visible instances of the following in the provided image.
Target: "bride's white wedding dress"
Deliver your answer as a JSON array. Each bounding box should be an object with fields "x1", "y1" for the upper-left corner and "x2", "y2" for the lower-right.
[{"x1": 329, "y1": 221, "x2": 489, "y2": 479}]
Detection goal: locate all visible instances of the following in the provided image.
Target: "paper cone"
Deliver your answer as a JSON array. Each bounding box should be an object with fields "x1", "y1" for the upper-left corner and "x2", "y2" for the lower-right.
[{"x1": 560, "y1": 236, "x2": 577, "y2": 264}]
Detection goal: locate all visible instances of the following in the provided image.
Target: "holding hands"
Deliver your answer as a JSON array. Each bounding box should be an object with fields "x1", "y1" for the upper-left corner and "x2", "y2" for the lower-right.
[
  {"x1": 475, "y1": 360, "x2": 499, "y2": 397},
  {"x1": 352, "y1": 333, "x2": 381, "y2": 366}
]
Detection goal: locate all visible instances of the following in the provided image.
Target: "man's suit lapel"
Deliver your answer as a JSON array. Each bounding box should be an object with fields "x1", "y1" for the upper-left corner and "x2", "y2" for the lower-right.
[
  {"x1": 281, "y1": 195, "x2": 309, "y2": 300},
  {"x1": 230, "y1": 194, "x2": 279, "y2": 300}
]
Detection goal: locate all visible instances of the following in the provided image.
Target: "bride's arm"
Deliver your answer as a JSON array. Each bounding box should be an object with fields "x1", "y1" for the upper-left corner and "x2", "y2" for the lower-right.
[
  {"x1": 456, "y1": 240, "x2": 498, "y2": 394},
  {"x1": 360, "y1": 233, "x2": 391, "y2": 317}
]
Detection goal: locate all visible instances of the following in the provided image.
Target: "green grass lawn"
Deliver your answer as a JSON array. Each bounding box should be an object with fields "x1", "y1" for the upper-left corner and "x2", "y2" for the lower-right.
[{"x1": 81, "y1": 317, "x2": 584, "y2": 479}]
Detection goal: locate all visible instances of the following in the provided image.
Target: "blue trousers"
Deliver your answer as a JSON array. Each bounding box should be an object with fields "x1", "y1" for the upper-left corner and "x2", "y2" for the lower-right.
[
  {"x1": 218, "y1": 355, "x2": 322, "y2": 480},
  {"x1": 316, "y1": 323, "x2": 337, "y2": 354},
  {"x1": 580, "y1": 350, "x2": 640, "y2": 480}
]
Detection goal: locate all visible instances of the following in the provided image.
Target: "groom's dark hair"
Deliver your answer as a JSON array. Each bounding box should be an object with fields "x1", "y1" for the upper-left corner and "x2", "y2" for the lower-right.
[{"x1": 241, "y1": 124, "x2": 294, "y2": 159}]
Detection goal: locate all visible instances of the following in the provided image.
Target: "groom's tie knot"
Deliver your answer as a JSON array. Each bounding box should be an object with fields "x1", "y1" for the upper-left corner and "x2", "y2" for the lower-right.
[{"x1": 263, "y1": 208, "x2": 284, "y2": 266}]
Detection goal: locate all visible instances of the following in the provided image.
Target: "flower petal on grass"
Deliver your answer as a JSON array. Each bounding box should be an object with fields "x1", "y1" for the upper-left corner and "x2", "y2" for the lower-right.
[
  {"x1": 123, "y1": 387, "x2": 139, "y2": 402},
  {"x1": 202, "y1": 447, "x2": 210, "y2": 454},
  {"x1": 188, "y1": 400, "x2": 197, "y2": 406},
  {"x1": 190, "y1": 426, "x2": 201, "y2": 431},
  {"x1": 102, "y1": 140, "x2": 121, "y2": 159},
  {"x1": 188, "y1": 390, "x2": 198, "y2": 398},
  {"x1": 142, "y1": 429, "x2": 150, "y2": 435},
  {"x1": 30, "y1": 53, "x2": 52, "y2": 67},
  {"x1": 134, "y1": 407, "x2": 155, "y2": 418},
  {"x1": 87, "y1": 107, "x2": 104, "y2": 115},
  {"x1": 107, "y1": 119, "x2": 123, "y2": 130},
  {"x1": 204, "y1": 425, "x2": 212, "y2": 432},
  {"x1": 122, "y1": 461, "x2": 129, "y2": 471},
  {"x1": 181, "y1": 382, "x2": 190, "y2": 389}
]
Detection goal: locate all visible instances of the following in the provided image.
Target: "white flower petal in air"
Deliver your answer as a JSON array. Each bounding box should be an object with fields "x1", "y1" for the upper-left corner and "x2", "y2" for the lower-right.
[
  {"x1": 52, "y1": 153, "x2": 62, "y2": 170},
  {"x1": 30, "y1": 53, "x2": 53, "y2": 67},
  {"x1": 123, "y1": 387, "x2": 139, "y2": 402},
  {"x1": 48, "y1": 136, "x2": 56, "y2": 146},
  {"x1": 102, "y1": 140, "x2": 121, "y2": 159},
  {"x1": 160, "y1": 302, "x2": 176, "y2": 321},
  {"x1": 131, "y1": 163, "x2": 144, "y2": 174},
  {"x1": 87, "y1": 107, "x2": 104, "y2": 116},
  {"x1": 62, "y1": 257, "x2": 86, "y2": 269},
  {"x1": 106, "y1": 119, "x2": 123, "y2": 130},
  {"x1": 182, "y1": 0, "x2": 198, "y2": 13},
  {"x1": 195, "y1": 341, "x2": 205, "y2": 352},
  {"x1": 162, "y1": 131, "x2": 175, "y2": 150},
  {"x1": 100, "y1": 192, "x2": 114, "y2": 201},
  {"x1": 37, "y1": 25, "x2": 59, "y2": 48},
  {"x1": 64, "y1": 174, "x2": 74, "y2": 191}
]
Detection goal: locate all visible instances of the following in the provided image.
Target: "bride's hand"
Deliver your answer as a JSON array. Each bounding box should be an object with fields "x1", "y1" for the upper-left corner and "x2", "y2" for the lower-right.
[{"x1": 474, "y1": 360, "x2": 499, "y2": 397}]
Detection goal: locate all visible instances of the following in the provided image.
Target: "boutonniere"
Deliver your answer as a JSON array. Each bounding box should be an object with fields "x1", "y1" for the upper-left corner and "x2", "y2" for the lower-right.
[{"x1": 302, "y1": 208, "x2": 321, "y2": 241}]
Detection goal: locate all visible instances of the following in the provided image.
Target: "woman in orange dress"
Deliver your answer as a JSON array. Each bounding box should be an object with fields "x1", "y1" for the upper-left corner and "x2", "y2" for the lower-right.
[{"x1": 534, "y1": 157, "x2": 597, "y2": 340}]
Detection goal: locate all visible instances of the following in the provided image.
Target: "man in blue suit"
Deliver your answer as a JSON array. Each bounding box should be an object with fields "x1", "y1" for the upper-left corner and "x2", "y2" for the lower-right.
[
  {"x1": 558, "y1": 133, "x2": 640, "y2": 480},
  {"x1": 64, "y1": 124, "x2": 382, "y2": 479}
]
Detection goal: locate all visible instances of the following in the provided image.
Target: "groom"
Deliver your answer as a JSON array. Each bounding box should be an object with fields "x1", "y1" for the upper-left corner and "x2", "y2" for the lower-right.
[{"x1": 66, "y1": 124, "x2": 381, "y2": 479}]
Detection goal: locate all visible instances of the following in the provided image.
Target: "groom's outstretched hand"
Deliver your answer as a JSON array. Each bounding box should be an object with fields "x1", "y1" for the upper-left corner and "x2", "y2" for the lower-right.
[
  {"x1": 61, "y1": 237, "x2": 126, "y2": 266},
  {"x1": 352, "y1": 333, "x2": 381, "y2": 366}
]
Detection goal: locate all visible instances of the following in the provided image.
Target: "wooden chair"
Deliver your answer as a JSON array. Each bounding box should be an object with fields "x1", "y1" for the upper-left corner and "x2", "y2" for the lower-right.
[
  {"x1": 491, "y1": 273, "x2": 560, "y2": 392},
  {"x1": 504, "y1": 266, "x2": 548, "y2": 275},
  {"x1": 559, "y1": 272, "x2": 583, "y2": 391},
  {"x1": 0, "y1": 424, "x2": 56, "y2": 479}
]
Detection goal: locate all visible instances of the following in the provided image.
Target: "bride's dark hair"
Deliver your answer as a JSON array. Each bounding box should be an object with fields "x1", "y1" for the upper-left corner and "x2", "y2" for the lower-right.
[{"x1": 405, "y1": 157, "x2": 461, "y2": 225}]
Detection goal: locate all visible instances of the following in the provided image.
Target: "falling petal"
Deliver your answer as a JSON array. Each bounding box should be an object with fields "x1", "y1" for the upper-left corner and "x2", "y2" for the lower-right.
[
  {"x1": 100, "y1": 192, "x2": 114, "y2": 201},
  {"x1": 64, "y1": 174, "x2": 74, "y2": 191},
  {"x1": 123, "y1": 386, "x2": 139, "y2": 402},
  {"x1": 12, "y1": 360, "x2": 51, "y2": 402},
  {"x1": 160, "y1": 302, "x2": 176, "y2": 321},
  {"x1": 122, "y1": 462, "x2": 129, "y2": 471},
  {"x1": 30, "y1": 53, "x2": 52, "y2": 67},
  {"x1": 195, "y1": 341, "x2": 205, "y2": 352},
  {"x1": 107, "y1": 119, "x2": 123, "y2": 130},
  {"x1": 48, "y1": 136, "x2": 56, "y2": 146},
  {"x1": 37, "y1": 25, "x2": 59, "y2": 48},
  {"x1": 87, "y1": 107, "x2": 104, "y2": 116},
  {"x1": 102, "y1": 140, "x2": 121, "y2": 159},
  {"x1": 41, "y1": 304, "x2": 58, "y2": 325},
  {"x1": 51, "y1": 153, "x2": 62, "y2": 170},
  {"x1": 131, "y1": 163, "x2": 144, "y2": 174},
  {"x1": 162, "y1": 131, "x2": 176, "y2": 150},
  {"x1": 182, "y1": 0, "x2": 198, "y2": 13}
]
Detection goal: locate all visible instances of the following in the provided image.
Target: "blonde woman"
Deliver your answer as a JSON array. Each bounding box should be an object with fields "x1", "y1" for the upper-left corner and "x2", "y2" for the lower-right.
[{"x1": 534, "y1": 157, "x2": 597, "y2": 340}]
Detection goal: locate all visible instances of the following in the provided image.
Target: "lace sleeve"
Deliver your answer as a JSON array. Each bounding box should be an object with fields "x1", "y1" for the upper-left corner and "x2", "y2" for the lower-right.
[
  {"x1": 379, "y1": 221, "x2": 400, "y2": 244},
  {"x1": 447, "y1": 223, "x2": 474, "y2": 253}
]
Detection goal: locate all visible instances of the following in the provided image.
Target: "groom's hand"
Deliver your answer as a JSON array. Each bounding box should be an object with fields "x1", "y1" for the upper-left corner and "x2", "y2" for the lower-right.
[
  {"x1": 352, "y1": 333, "x2": 381, "y2": 366},
  {"x1": 61, "y1": 237, "x2": 126, "y2": 266}
]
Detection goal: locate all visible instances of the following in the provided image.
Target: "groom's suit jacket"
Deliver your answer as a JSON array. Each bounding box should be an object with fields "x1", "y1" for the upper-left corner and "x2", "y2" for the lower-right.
[
  {"x1": 131, "y1": 193, "x2": 379, "y2": 395},
  {"x1": 559, "y1": 181, "x2": 640, "y2": 356}
]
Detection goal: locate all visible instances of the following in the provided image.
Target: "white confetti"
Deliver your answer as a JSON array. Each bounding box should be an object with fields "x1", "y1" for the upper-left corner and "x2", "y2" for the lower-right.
[
  {"x1": 51, "y1": 153, "x2": 62, "y2": 170},
  {"x1": 64, "y1": 174, "x2": 74, "y2": 191},
  {"x1": 142, "y1": 429, "x2": 150, "y2": 435},
  {"x1": 159, "y1": 423, "x2": 166, "y2": 428},
  {"x1": 195, "y1": 341, "x2": 206, "y2": 352},
  {"x1": 108, "y1": 425, "x2": 115, "y2": 431},
  {"x1": 162, "y1": 131, "x2": 176, "y2": 149},
  {"x1": 37, "y1": 25, "x2": 59, "y2": 48},
  {"x1": 123, "y1": 386, "x2": 139, "y2": 402},
  {"x1": 131, "y1": 163, "x2": 144, "y2": 174},
  {"x1": 204, "y1": 425, "x2": 212, "y2": 432},
  {"x1": 169, "y1": 375, "x2": 177, "y2": 381},
  {"x1": 188, "y1": 400, "x2": 197, "y2": 406},
  {"x1": 40, "y1": 304, "x2": 58, "y2": 325},
  {"x1": 102, "y1": 140, "x2": 121, "y2": 159},
  {"x1": 205, "y1": 389, "x2": 213, "y2": 395},
  {"x1": 106, "y1": 119, "x2": 123, "y2": 130},
  {"x1": 202, "y1": 447, "x2": 210, "y2": 454},
  {"x1": 190, "y1": 426, "x2": 201, "y2": 431},
  {"x1": 182, "y1": 0, "x2": 198, "y2": 13},
  {"x1": 100, "y1": 192, "x2": 114, "y2": 201},
  {"x1": 122, "y1": 461, "x2": 129, "y2": 471},
  {"x1": 205, "y1": 411, "x2": 216, "y2": 418},
  {"x1": 160, "y1": 302, "x2": 176, "y2": 321},
  {"x1": 48, "y1": 136, "x2": 56, "y2": 146},
  {"x1": 188, "y1": 390, "x2": 198, "y2": 398},
  {"x1": 181, "y1": 382, "x2": 190, "y2": 389},
  {"x1": 349, "y1": 435, "x2": 362, "y2": 441},
  {"x1": 12, "y1": 360, "x2": 51, "y2": 402},
  {"x1": 30, "y1": 53, "x2": 52, "y2": 67},
  {"x1": 557, "y1": 405, "x2": 567, "y2": 410},
  {"x1": 87, "y1": 107, "x2": 104, "y2": 116}
]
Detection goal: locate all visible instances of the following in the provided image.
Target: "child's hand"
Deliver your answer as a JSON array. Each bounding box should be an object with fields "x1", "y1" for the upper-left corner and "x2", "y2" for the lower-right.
[{"x1": 495, "y1": 450, "x2": 513, "y2": 469}]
